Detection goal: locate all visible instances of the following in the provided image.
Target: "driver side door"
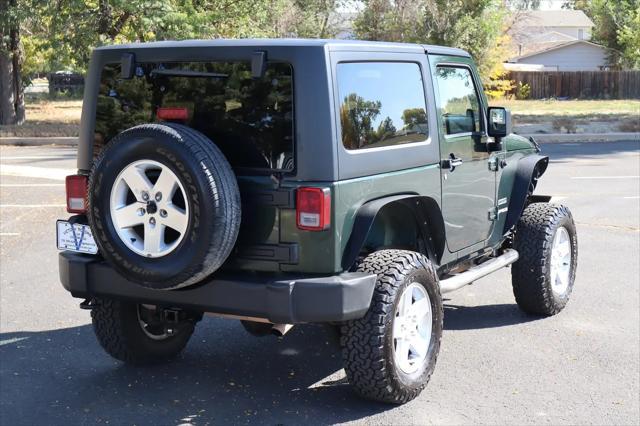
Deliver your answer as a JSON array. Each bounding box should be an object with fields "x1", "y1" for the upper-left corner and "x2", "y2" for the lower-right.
[{"x1": 432, "y1": 62, "x2": 496, "y2": 253}]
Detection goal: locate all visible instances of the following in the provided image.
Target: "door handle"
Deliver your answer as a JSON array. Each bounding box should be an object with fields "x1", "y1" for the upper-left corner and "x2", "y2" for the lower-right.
[{"x1": 441, "y1": 153, "x2": 463, "y2": 172}]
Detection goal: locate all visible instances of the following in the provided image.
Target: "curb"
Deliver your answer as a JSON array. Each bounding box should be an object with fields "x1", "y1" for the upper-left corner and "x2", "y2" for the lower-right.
[
  {"x1": 518, "y1": 132, "x2": 639, "y2": 143},
  {"x1": 0, "y1": 137, "x2": 78, "y2": 146}
]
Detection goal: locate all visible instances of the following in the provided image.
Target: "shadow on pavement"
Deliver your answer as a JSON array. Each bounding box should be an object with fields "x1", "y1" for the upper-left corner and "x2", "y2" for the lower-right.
[
  {"x1": 443, "y1": 303, "x2": 540, "y2": 330},
  {"x1": 1, "y1": 303, "x2": 545, "y2": 424},
  {"x1": 0, "y1": 319, "x2": 393, "y2": 425}
]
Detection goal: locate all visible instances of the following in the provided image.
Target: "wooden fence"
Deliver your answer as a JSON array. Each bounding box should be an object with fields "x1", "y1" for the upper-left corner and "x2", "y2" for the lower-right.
[{"x1": 508, "y1": 71, "x2": 640, "y2": 99}]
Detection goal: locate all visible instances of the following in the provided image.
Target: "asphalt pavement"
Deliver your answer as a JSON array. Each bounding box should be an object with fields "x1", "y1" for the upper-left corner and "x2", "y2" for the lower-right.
[{"x1": 0, "y1": 141, "x2": 639, "y2": 425}]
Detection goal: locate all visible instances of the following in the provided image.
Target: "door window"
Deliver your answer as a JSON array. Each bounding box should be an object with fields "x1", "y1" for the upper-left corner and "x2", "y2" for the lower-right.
[
  {"x1": 337, "y1": 62, "x2": 428, "y2": 150},
  {"x1": 435, "y1": 67, "x2": 482, "y2": 136}
]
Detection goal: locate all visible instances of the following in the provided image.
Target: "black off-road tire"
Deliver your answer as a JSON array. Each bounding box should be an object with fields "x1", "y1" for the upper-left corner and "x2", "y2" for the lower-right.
[
  {"x1": 91, "y1": 298, "x2": 195, "y2": 365},
  {"x1": 341, "y1": 250, "x2": 443, "y2": 404},
  {"x1": 512, "y1": 203, "x2": 578, "y2": 316},
  {"x1": 88, "y1": 123, "x2": 240, "y2": 289}
]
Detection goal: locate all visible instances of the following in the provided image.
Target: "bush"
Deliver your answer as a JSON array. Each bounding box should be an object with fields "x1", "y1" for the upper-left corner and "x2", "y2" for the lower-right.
[
  {"x1": 552, "y1": 118, "x2": 577, "y2": 134},
  {"x1": 515, "y1": 82, "x2": 531, "y2": 100},
  {"x1": 618, "y1": 118, "x2": 640, "y2": 132}
]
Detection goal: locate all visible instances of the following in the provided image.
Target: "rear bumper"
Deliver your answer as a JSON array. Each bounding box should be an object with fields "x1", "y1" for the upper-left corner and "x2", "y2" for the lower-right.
[{"x1": 59, "y1": 251, "x2": 376, "y2": 324}]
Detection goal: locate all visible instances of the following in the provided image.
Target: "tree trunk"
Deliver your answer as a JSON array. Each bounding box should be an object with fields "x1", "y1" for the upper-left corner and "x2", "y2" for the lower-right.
[
  {"x1": 0, "y1": 0, "x2": 25, "y2": 125},
  {"x1": 0, "y1": 49, "x2": 17, "y2": 125}
]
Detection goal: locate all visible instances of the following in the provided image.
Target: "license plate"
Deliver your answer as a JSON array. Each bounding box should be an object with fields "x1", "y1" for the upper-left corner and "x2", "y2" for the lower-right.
[{"x1": 56, "y1": 220, "x2": 98, "y2": 254}]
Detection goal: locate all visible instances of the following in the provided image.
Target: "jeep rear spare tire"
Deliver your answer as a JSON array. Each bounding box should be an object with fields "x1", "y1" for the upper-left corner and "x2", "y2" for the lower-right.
[{"x1": 88, "y1": 123, "x2": 241, "y2": 289}]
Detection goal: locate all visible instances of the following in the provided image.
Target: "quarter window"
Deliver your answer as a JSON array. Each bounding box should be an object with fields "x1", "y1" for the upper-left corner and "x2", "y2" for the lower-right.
[
  {"x1": 337, "y1": 62, "x2": 429, "y2": 150},
  {"x1": 435, "y1": 66, "x2": 482, "y2": 136}
]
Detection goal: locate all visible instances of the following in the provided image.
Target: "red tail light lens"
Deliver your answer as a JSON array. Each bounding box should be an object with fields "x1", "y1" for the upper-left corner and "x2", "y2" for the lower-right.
[
  {"x1": 66, "y1": 175, "x2": 88, "y2": 214},
  {"x1": 296, "y1": 187, "x2": 331, "y2": 231},
  {"x1": 156, "y1": 107, "x2": 189, "y2": 121}
]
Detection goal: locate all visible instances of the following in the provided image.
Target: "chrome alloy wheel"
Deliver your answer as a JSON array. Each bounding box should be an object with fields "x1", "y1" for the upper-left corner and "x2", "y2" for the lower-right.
[
  {"x1": 110, "y1": 159, "x2": 189, "y2": 258},
  {"x1": 550, "y1": 226, "x2": 572, "y2": 295},
  {"x1": 393, "y1": 282, "x2": 433, "y2": 375}
]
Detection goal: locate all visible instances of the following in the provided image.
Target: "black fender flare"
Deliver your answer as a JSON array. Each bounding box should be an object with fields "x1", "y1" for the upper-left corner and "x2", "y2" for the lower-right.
[
  {"x1": 503, "y1": 154, "x2": 549, "y2": 233},
  {"x1": 341, "y1": 194, "x2": 446, "y2": 271}
]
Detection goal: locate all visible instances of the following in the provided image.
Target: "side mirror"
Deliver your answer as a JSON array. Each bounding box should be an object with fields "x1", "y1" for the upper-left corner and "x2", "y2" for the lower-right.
[{"x1": 487, "y1": 107, "x2": 512, "y2": 141}]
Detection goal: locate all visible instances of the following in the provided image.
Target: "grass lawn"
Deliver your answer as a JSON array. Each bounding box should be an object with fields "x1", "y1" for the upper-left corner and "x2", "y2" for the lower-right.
[
  {"x1": 499, "y1": 99, "x2": 639, "y2": 116},
  {"x1": 501, "y1": 99, "x2": 639, "y2": 123},
  {"x1": 1, "y1": 96, "x2": 638, "y2": 138},
  {"x1": 0, "y1": 95, "x2": 81, "y2": 137}
]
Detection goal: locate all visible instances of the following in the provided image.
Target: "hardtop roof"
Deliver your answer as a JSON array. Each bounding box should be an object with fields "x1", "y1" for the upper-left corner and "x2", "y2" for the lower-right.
[{"x1": 94, "y1": 38, "x2": 470, "y2": 58}]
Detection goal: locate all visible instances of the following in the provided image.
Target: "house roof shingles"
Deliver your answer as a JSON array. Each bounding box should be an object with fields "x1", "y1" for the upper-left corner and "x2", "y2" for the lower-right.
[{"x1": 519, "y1": 10, "x2": 595, "y2": 28}]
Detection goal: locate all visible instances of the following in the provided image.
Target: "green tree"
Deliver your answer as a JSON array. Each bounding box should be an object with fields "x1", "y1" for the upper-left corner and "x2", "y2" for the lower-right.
[
  {"x1": 353, "y1": 0, "x2": 423, "y2": 42},
  {"x1": 339, "y1": 93, "x2": 381, "y2": 149},
  {"x1": 566, "y1": 0, "x2": 640, "y2": 68},
  {"x1": 353, "y1": 1, "x2": 511, "y2": 89},
  {"x1": 7, "y1": 0, "x2": 345, "y2": 126},
  {"x1": 401, "y1": 107, "x2": 426, "y2": 128},
  {"x1": 375, "y1": 116, "x2": 397, "y2": 140}
]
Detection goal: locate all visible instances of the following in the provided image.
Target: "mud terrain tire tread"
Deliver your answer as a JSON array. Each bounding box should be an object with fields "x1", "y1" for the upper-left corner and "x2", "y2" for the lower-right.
[
  {"x1": 341, "y1": 250, "x2": 443, "y2": 404},
  {"x1": 512, "y1": 203, "x2": 577, "y2": 316},
  {"x1": 91, "y1": 298, "x2": 194, "y2": 365}
]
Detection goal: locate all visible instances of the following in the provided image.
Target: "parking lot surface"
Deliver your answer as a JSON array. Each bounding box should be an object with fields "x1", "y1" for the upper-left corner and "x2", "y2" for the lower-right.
[{"x1": 1, "y1": 141, "x2": 639, "y2": 425}]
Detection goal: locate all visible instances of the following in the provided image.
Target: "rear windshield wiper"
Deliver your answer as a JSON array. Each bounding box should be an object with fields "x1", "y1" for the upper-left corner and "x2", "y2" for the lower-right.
[{"x1": 150, "y1": 69, "x2": 229, "y2": 78}]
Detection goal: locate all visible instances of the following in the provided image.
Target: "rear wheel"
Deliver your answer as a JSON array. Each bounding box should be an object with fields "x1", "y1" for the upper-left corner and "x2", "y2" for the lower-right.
[
  {"x1": 341, "y1": 250, "x2": 443, "y2": 404},
  {"x1": 91, "y1": 298, "x2": 198, "y2": 365},
  {"x1": 512, "y1": 203, "x2": 578, "y2": 316}
]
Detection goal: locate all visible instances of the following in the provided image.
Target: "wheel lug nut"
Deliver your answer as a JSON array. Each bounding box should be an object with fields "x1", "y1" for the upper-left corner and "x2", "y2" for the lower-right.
[
  {"x1": 141, "y1": 191, "x2": 150, "y2": 201},
  {"x1": 155, "y1": 192, "x2": 162, "y2": 202},
  {"x1": 160, "y1": 209, "x2": 167, "y2": 218},
  {"x1": 149, "y1": 217, "x2": 156, "y2": 226},
  {"x1": 137, "y1": 208, "x2": 145, "y2": 216}
]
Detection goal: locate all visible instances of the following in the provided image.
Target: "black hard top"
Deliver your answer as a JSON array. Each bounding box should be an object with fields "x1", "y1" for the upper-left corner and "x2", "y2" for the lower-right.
[{"x1": 95, "y1": 38, "x2": 471, "y2": 57}]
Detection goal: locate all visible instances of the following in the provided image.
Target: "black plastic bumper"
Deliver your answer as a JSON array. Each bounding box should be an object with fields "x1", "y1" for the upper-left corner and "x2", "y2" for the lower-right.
[{"x1": 59, "y1": 251, "x2": 376, "y2": 324}]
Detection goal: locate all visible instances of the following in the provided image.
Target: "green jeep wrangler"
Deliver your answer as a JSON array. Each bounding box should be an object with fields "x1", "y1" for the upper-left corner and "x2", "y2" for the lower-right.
[{"x1": 57, "y1": 39, "x2": 578, "y2": 404}]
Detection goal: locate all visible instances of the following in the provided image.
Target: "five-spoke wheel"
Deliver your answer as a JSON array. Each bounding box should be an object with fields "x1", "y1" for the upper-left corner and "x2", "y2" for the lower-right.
[
  {"x1": 110, "y1": 160, "x2": 189, "y2": 258},
  {"x1": 393, "y1": 282, "x2": 433, "y2": 375}
]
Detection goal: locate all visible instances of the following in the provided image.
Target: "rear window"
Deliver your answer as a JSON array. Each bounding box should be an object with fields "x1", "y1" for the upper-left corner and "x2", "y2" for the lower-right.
[{"x1": 96, "y1": 61, "x2": 294, "y2": 171}]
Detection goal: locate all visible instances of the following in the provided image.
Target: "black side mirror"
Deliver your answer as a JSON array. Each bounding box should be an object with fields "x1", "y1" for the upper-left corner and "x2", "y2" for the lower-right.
[{"x1": 487, "y1": 107, "x2": 512, "y2": 141}]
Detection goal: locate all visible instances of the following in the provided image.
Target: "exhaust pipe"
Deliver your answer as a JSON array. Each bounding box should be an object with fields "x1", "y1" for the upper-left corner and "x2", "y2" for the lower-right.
[
  {"x1": 439, "y1": 249, "x2": 519, "y2": 294},
  {"x1": 271, "y1": 323, "x2": 294, "y2": 337}
]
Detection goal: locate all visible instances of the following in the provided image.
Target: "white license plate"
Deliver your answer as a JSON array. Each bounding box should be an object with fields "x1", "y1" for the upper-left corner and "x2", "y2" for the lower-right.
[{"x1": 56, "y1": 220, "x2": 98, "y2": 254}]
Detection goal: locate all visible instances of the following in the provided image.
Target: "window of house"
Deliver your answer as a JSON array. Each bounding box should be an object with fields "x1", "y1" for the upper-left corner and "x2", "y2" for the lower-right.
[{"x1": 337, "y1": 62, "x2": 429, "y2": 150}]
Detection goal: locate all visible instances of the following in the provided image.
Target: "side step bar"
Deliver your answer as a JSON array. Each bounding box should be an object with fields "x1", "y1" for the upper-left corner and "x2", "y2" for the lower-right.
[{"x1": 439, "y1": 249, "x2": 519, "y2": 294}]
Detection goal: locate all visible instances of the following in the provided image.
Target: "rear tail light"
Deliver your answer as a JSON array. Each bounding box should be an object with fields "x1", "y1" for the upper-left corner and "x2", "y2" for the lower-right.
[
  {"x1": 296, "y1": 187, "x2": 331, "y2": 231},
  {"x1": 156, "y1": 107, "x2": 189, "y2": 121},
  {"x1": 66, "y1": 175, "x2": 88, "y2": 214}
]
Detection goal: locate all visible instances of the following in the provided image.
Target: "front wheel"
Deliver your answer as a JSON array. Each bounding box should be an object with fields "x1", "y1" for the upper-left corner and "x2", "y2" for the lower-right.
[
  {"x1": 512, "y1": 203, "x2": 578, "y2": 316},
  {"x1": 91, "y1": 298, "x2": 198, "y2": 365},
  {"x1": 341, "y1": 250, "x2": 443, "y2": 404}
]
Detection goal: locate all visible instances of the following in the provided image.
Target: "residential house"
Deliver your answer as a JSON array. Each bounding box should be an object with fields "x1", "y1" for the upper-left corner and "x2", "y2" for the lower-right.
[{"x1": 506, "y1": 10, "x2": 612, "y2": 71}]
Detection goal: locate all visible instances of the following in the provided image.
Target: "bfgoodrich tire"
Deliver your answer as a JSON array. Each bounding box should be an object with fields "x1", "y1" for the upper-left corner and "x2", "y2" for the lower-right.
[
  {"x1": 91, "y1": 298, "x2": 196, "y2": 365},
  {"x1": 88, "y1": 123, "x2": 240, "y2": 289},
  {"x1": 512, "y1": 203, "x2": 578, "y2": 316},
  {"x1": 341, "y1": 250, "x2": 443, "y2": 404}
]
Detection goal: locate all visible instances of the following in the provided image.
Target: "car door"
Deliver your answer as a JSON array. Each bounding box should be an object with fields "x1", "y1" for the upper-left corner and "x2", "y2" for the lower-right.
[{"x1": 432, "y1": 62, "x2": 495, "y2": 252}]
